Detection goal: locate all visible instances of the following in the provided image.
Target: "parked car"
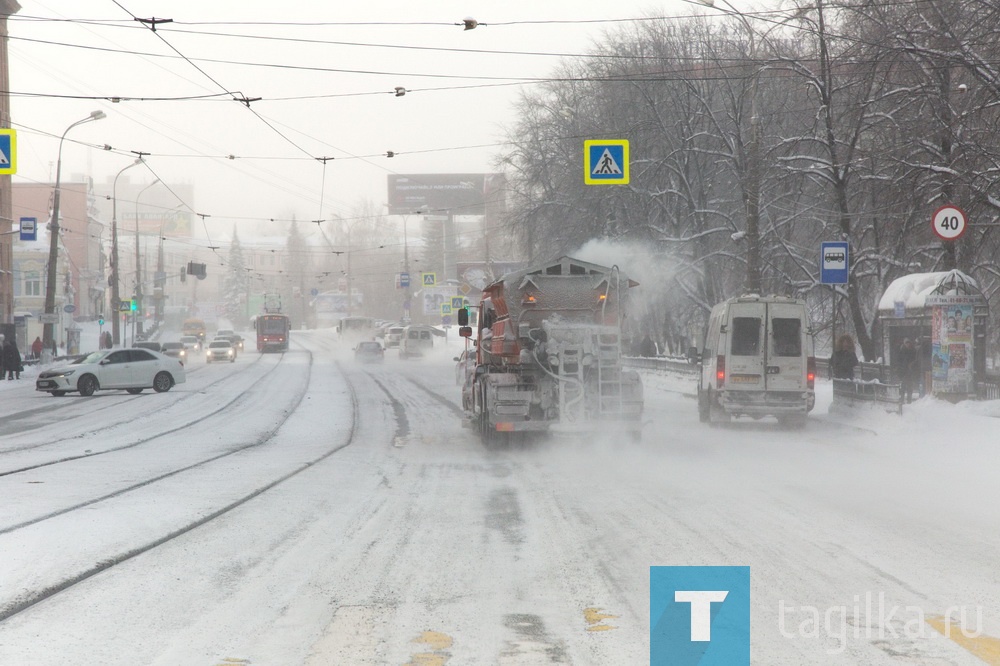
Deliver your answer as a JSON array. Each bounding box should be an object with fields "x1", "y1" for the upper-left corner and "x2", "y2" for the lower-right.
[
  {"x1": 180, "y1": 335, "x2": 202, "y2": 352},
  {"x1": 160, "y1": 341, "x2": 188, "y2": 363},
  {"x1": 35, "y1": 349, "x2": 186, "y2": 397},
  {"x1": 354, "y1": 341, "x2": 384, "y2": 363},
  {"x1": 133, "y1": 341, "x2": 162, "y2": 353},
  {"x1": 206, "y1": 339, "x2": 236, "y2": 363}
]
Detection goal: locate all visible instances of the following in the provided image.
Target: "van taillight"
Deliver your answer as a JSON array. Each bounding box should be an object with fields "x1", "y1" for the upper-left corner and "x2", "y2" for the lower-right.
[
  {"x1": 716, "y1": 355, "x2": 726, "y2": 387},
  {"x1": 807, "y1": 356, "x2": 816, "y2": 388}
]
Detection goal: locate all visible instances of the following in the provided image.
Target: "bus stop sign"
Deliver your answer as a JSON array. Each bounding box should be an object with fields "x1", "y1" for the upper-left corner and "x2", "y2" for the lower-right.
[{"x1": 820, "y1": 241, "x2": 849, "y2": 284}]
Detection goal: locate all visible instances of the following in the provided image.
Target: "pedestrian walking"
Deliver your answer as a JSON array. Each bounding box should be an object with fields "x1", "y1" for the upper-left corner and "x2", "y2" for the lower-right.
[
  {"x1": 830, "y1": 334, "x2": 859, "y2": 380},
  {"x1": 31, "y1": 336, "x2": 43, "y2": 360},
  {"x1": 897, "y1": 338, "x2": 918, "y2": 403},
  {"x1": 3, "y1": 337, "x2": 22, "y2": 380}
]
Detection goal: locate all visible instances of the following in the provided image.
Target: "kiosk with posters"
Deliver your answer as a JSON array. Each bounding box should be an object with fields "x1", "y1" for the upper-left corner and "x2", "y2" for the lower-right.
[{"x1": 876, "y1": 270, "x2": 987, "y2": 400}]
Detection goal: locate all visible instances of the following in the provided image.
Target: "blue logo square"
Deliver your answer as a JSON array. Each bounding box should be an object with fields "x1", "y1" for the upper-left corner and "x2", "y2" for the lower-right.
[{"x1": 650, "y1": 566, "x2": 750, "y2": 665}]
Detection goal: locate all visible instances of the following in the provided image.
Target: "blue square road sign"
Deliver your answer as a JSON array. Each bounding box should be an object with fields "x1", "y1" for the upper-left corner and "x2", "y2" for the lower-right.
[
  {"x1": 584, "y1": 139, "x2": 629, "y2": 185},
  {"x1": 820, "y1": 241, "x2": 849, "y2": 284}
]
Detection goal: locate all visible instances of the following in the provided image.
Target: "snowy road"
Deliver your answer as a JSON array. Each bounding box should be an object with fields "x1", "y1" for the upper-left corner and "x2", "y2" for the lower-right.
[{"x1": 1, "y1": 329, "x2": 998, "y2": 665}]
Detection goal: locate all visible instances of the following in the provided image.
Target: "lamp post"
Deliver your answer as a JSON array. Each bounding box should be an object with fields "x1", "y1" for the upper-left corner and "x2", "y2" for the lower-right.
[
  {"x1": 345, "y1": 221, "x2": 352, "y2": 318},
  {"x1": 402, "y1": 212, "x2": 411, "y2": 324},
  {"x1": 43, "y1": 110, "x2": 106, "y2": 362},
  {"x1": 133, "y1": 178, "x2": 160, "y2": 344},
  {"x1": 110, "y1": 158, "x2": 144, "y2": 346}
]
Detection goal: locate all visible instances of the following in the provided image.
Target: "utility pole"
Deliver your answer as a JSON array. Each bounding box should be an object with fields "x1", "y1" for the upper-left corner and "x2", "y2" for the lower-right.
[
  {"x1": 0, "y1": 0, "x2": 19, "y2": 325},
  {"x1": 155, "y1": 233, "x2": 164, "y2": 327}
]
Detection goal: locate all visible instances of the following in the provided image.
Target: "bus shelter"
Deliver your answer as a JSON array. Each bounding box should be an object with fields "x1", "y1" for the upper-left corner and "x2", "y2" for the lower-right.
[{"x1": 877, "y1": 270, "x2": 987, "y2": 399}]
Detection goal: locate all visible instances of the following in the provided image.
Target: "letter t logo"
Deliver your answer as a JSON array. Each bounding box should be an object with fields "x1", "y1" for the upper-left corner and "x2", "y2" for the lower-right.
[{"x1": 674, "y1": 590, "x2": 729, "y2": 641}]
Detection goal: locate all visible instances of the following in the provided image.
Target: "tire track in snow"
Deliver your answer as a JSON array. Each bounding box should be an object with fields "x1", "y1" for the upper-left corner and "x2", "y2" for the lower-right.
[
  {"x1": 0, "y1": 350, "x2": 362, "y2": 624},
  {"x1": 0, "y1": 351, "x2": 272, "y2": 454}
]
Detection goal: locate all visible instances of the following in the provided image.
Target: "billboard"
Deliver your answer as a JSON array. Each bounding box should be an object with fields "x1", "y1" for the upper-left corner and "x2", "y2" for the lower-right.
[{"x1": 387, "y1": 174, "x2": 497, "y2": 215}]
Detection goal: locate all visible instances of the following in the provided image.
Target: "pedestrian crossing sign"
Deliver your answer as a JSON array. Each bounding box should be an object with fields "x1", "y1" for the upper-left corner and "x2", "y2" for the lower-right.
[
  {"x1": 421, "y1": 272, "x2": 437, "y2": 287},
  {"x1": 0, "y1": 129, "x2": 17, "y2": 175},
  {"x1": 584, "y1": 139, "x2": 628, "y2": 185}
]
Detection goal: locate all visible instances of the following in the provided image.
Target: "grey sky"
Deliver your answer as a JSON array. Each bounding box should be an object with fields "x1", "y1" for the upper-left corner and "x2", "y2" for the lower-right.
[{"x1": 9, "y1": 0, "x2": 704, "y2": 235}]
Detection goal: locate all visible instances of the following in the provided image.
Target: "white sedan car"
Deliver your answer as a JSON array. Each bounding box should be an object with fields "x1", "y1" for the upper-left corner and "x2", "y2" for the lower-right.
[
  {"x1": 35, "y1": 349, "x2": 186, "y2": 397},
  {"x1": 205, "y1": 339, "x2": 236, "y2": 363}
]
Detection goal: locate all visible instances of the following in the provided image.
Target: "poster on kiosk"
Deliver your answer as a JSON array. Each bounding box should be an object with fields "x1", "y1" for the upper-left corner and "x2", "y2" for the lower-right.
[{"x1": 927, "y1": 295, "x2": 978, "y2": 396}]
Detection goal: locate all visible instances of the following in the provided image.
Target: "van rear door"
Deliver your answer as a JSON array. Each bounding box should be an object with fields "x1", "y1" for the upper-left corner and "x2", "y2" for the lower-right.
[
  {"x1": 725, "y1": 303, "x2": 765, "y2": 390},
  {"x1": 766, "y1": 302, "x2": 806, "y2": 390}
]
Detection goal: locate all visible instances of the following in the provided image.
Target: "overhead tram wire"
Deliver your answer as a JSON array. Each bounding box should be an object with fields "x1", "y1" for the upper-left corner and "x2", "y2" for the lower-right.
[
  {"x1": 12, "y1": 22, "x2": 966, "y2": 87},
  {"x1": 9, "y1": 6, "x2": 967, "y2": 72},
  {"x1": 110, "y1": 1, "x2": 317, "y2": 162},
  {"x1": 8, "y1": 1, "x2": 946, "y2": 29}
]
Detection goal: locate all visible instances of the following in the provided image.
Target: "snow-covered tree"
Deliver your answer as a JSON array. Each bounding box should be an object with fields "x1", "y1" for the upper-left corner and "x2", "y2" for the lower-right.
[{"x1": 222, "y1": 228, "x2": 248, "y2": 328}]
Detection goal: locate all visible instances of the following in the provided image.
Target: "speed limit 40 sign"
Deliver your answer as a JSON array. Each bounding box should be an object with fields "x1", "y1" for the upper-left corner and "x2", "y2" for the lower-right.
[{"x1": 932, "y1": 204, "x2": 967, "y2": 241}]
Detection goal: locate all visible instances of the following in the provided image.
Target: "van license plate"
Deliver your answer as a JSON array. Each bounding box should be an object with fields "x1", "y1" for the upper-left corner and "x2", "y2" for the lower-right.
[
  {"x1": 730, "y1": 374, "x2": 760, "y2": 384},
  {"x1": 766, "y1": 366, "x2": 780, "y2": 374}
]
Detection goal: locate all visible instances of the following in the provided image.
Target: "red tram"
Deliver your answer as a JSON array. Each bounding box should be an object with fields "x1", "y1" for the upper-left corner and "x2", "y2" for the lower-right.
[{"x1": 255, "y1": 314, "x2": 290, "y2": 352}]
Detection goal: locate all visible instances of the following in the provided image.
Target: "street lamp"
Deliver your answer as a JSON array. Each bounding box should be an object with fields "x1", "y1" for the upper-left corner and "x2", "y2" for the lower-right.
[
  {"x1": 42, "y1": 110, "x2": 106, "y2": 362},
  {"x1": 110, "y1": 158, "x2": 144, "y2": 346},
  {"x1": 133, "y1": 178, "x2": 160, "y2": 344}
]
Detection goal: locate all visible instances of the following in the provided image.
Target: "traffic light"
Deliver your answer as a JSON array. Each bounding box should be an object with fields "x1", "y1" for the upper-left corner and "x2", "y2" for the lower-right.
[
  {"x1": 187, "y1": 261, "x2": 207, "y2": 279},
  {"x1": 98, "y1": 317, "x2": 104, "y2": 326},
  {"x1": 130, "y1": 299, "x2": 137, "y2": 312}
]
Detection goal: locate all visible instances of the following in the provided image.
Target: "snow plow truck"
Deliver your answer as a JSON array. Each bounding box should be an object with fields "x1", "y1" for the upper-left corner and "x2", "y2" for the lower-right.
[{"x1": 459, "y1": 256, "x2": 643, "y2": 445}]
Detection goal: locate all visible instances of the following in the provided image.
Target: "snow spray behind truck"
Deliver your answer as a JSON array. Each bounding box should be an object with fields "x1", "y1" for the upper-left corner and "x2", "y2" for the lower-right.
[{"x1": 460, "y1": 256, "x2": 643, "y2": 445}]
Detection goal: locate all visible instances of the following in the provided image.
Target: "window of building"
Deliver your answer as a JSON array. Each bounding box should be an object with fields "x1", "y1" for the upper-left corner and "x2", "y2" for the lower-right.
[{"x1": 24, "y1": 271, "x2": 42, "y2": 297}]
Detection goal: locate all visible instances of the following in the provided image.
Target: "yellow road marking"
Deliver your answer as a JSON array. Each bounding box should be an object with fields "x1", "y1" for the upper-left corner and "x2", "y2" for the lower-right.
[
  {"x1": 584, "y1": 606, "x2": 619, "y2": 632},
  {"x1": 412, "y1": 630, "x2": 453, "y2": 650},
  {"x1": 405, "y1": 631, "x2": 453, "y2": 665},
  {"x1": 927, "y1": 615, "x2": 1000, "y2": 665}
]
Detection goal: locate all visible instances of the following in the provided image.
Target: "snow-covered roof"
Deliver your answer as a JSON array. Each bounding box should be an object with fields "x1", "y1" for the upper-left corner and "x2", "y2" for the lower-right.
[{"x1": 877, "y1": 270, "x2": 979, "y2": 312}]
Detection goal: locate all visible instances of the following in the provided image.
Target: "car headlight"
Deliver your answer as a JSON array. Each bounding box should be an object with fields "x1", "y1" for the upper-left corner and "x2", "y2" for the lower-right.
[{"x1": 57, "y1": 370, "x2": 76, "y2": 378}]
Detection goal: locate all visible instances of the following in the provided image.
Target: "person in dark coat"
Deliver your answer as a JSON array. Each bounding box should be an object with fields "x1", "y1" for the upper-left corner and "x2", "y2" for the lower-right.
[
  {"x1": 639, "y1": 334, "x2": 657, "y2": 358},
  {"x1": 897, "y1": 338, "x2": 918, "y2": 403},
  {"x1": 3, "y1": 338, "x2": 22, "y2": 380},
  {"x1": 0, "y1": 334, "x2": 5, "y2": 376},
  {"x1": 830, "y1": 334, "x2": 859, "y2": 380}
]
